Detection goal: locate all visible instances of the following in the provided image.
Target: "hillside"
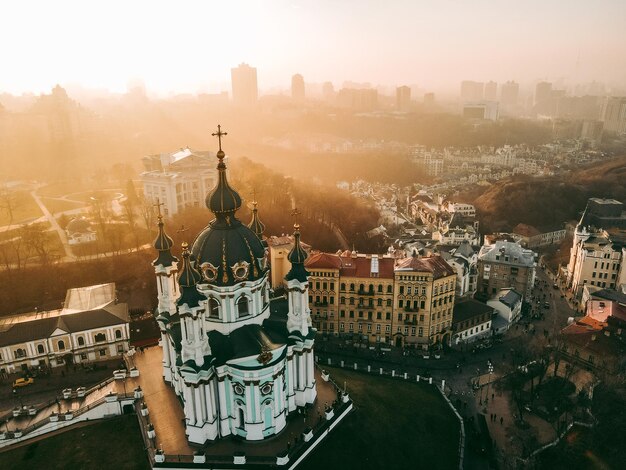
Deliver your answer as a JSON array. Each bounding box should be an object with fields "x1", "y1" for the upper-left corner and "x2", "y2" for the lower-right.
[{"x1": 473, "y1": 156, "x2": 626, "y2": 233}]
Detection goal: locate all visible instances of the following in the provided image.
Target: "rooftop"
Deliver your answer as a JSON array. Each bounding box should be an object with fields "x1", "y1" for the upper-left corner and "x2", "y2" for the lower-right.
[
  {"x1": 453, "y1": 299, "x2": 494, "y2": 323},
  {"x1": 478, "y1": 240, "x2": 536, "y2": 267}
]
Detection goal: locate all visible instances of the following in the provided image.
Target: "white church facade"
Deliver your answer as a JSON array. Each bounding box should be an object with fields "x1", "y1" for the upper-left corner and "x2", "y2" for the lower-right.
[{"x1": 152, "y1": 127, "x2": 317, "y2": 444}]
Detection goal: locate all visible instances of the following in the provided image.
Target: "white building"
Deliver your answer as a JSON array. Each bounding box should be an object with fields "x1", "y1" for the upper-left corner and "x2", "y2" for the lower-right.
[
  {"x1": 487, "y1": 288, "x2": 522, "y2": 333},
  {"x1": 140, "y1": 147, "x2": 218, "y2": 216},
  {"x1": 452, "y1": 299, "x2": 494, "y2": 344},
  {"x1": 153, "y1": 142, "x2": 317, "y2": 445},
  {"x1": 0, "y1": 283, "x2": 129, "y2": 374},
  {"x1": 65, "y1": 217, "x2": 96, "y2": 245}
]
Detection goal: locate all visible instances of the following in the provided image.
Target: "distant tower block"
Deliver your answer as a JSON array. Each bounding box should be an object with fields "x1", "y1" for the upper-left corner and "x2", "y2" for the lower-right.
[
  {"x1": 231, "y1": 63, "x2": 258, "y2": 106},
  {"x1": 292, "y1": 74, "x2": 305, "y2": 101}
]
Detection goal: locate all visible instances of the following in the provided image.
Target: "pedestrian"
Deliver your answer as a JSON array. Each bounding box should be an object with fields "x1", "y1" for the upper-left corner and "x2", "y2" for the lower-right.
[
  {"x1": 492, "y1": 393, "x2": 494, "y2": 400},
  {"x1": 500, "y1": 416, "x2": 504, "y2": 425}
]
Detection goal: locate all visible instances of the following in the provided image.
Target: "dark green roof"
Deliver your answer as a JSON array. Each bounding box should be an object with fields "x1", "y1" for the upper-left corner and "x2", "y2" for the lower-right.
[
  {"x1": 206, "y1": 151, "x2": 242, "y2": 215},
  {"x1": 153, "y1": 217, "x2": 178, "y2": 267},
  {"x1": 285, "y1": 228, "x2": 309, "y2": 283},
  {"x1": 191, "y1": 218, "x2": 266, "y2": 287},
  {"x1": 247, "y1": 202, "x2": 266, "y2": 240},
  {"x1": 177, "y1": 247, "x2": 206, "y2": 308}
]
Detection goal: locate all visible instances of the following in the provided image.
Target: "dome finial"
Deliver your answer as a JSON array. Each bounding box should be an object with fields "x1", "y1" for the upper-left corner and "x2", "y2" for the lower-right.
[
  {"x1": 206, "y1": 124, "x2": 242, "y2": 216},
  {"x1": 211, "y1": 124, "x2": 228, "y2": 160}
]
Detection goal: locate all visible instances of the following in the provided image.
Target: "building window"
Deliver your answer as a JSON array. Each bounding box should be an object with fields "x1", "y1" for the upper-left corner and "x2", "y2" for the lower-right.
[
  {"x1": 80, "y1": 353, "x2": 87, "y2": 360},
  {"x1": 237, "y1": 297, "x2": 250, "y2": 317},
  {"x1": 37, "y1": 344, "x2": 45, "y2": 354},
  {"x1": 209, "y1": 298, "x2": 220, "y2": 318},
  {"x1": 340, "y1": 322, "x2": 345, "y2": 332},
  {"x1": 94, "y1": 333, "x2": 106, "y2": 343},
  {"x1": 418, "y1": 327, "x2": 423, "y2": 337},
  {"x1": 376, "y1": 324, "x2": 381, "y2": 333},
  {"x1": 77, "y1": 336, "x2": 85, "y2": 346},
  {"x1": 58, "y1": 340, "x2": 66, "y2": 351},
  {"x1": 99, "y1": 349, "x2": 107, "y2": 357},
  {"x1": 115, "y1": 330, "x2": 122, "y2": 339}
]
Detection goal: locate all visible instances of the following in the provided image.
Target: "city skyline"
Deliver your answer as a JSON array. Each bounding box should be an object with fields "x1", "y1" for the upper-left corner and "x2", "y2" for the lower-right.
[{"x1": 1, "y1": 0, "x2": 625, "y2": 96}]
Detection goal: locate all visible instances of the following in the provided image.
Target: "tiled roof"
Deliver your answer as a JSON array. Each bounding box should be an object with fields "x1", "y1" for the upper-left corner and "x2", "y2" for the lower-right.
[
  {"x1": 305, "y1": 252, "x2": 342, "y2": 269},
  {"x1": 394, "y1": 255, "x2": 456, "y2": 279},
  {"x1": 0, "y1": 304, "x2": 128, "y2": 348},
  {"x1": 498, "y1": 289, "x2": 522, "y2": 308},
  {"x1": 339, "y1": 256, "x2": 395, "y2": 279}
]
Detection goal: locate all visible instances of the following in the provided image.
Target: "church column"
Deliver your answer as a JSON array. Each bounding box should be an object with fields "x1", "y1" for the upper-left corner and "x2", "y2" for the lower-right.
[
  {"x1": 217, "y1": 379, "x2": 229, "y2": 434},
  {"x1": 182, "y1": 385, "x2": 194, "y2": 423},
  {"x1": 252, "y1": 381, "x2": 261, "y2": 421},
  {"x1": 195, "y1": 385, "x2": 205, "y2": 423},
  {"x1": 273, "y1": 373, "x2": 282, "y2": 413},
  {"x1": 208, "y1": 380, "x2": 217, "y2": 420},
  {"x1": 298, "y1": 353, "x2": 305, "y2": 391},
  {"x1": 307, "y1": 350, "x2": 314, "y2": 386},
  {"x1": 161, "y1": 332, "x2": 170, "y2": 367}
]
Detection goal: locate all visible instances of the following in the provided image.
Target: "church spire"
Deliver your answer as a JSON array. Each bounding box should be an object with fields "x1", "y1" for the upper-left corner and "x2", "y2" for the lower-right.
[
  {"x1": 285, "y1": 208, "x2": 309, "y2": 282},
  {"x1": 247, "y1": 199, "x2": 266, "y2": 240},
  {"x1": 152, "y1": 200, "x2": 178, "y2": 267},
  {"x1": 206, "y1": 125, "x2": 242, "y2": 220},
  {"x1": 177, "y1": 242, "x2": 205, "y2": 308}
]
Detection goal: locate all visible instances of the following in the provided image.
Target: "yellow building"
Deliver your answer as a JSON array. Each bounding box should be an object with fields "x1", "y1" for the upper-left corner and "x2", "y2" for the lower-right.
[
  {"x1": 267, "y1": 235, "x2": 311, "y2": 289},
  {"x1": 394, "y1": 256, "x2": 456, "y2": 348},
  {"x1": 304, "y1": 251, "x2": 456, "y2": 349}
]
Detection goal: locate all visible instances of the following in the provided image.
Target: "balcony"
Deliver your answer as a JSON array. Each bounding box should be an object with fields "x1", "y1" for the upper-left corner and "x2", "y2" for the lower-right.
[
  {"x1": 357, "y1": 289, "x2": 375, "y2": 296},
  {"x1": 403, "y1": 319, "x2": 417, "y2": 325},
  {"x1": 404, "y1": 306, "x2": 419, "y2": 313},
  {"x1": 313, "y1": 301, "x2": 329, "y2": 307}
]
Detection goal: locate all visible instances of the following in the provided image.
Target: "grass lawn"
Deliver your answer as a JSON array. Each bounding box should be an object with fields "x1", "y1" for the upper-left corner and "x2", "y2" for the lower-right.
[
  {"x1": 40, "y1": 197, "x2": 86, "y2": 214},
  {"x1": 301, "y1": 367, "x2": 460, "y2": 470},
  {"x1": 0, "y1": 191, "x2": 42, "y2": 226},
  {"x1": 0, "y1": 415, "x2": 149, "y2": 470}
]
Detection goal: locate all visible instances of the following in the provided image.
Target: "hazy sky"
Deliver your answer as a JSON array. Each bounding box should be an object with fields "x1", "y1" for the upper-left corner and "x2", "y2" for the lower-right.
[{"x1": 1, "y1": 0, "x2": 625, "y2": 95}]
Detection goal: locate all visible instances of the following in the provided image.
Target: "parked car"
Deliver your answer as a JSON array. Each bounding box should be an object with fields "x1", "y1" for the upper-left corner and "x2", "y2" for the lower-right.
[{"x1": 13, "y1": 377, "x2": 34, "y2": 388}]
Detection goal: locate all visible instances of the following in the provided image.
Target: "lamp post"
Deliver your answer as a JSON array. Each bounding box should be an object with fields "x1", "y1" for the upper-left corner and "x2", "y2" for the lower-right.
[{"x1": 485, "y1": 361, "x2": 494, "y2": 405}]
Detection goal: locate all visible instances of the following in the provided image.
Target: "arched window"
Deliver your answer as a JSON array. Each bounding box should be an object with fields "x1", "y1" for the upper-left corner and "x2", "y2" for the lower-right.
[
  {"x1": 341, "y1": 283, "x2": 346, "y2": 291},
  {"x1": 94, "y1": 333, "x2": 106, "y2": 343},
  {"x1": 387, "y1": 285, "x2": 392, "y2": 293},
  {"x1": 349, "y1": 284, "x2": 355, "y2": 292},
  {"x1": 368, "y1": 284, "x2": 374, "y2": 293},
  {"x1": 37, "y1": 344, "x2": 45, "y2": 354},
  {"x1": 377, "y1": 285, "x2": 383, "y2": 293},
  {"x1": 237, "y1": 297, "x2": 250, "y2": 317},
  {"x1": 115, "y1": 330, "x2": 122, "y2": 339},
  {"x1": 77, "y1": 336, "x2": 85, "y2": 346},
  {"x1": 58, "y1": 340, "x2": 65, "y2": 351},
  {"x1": 209, "y1": 298, "x2": 220, "y2": 318}
]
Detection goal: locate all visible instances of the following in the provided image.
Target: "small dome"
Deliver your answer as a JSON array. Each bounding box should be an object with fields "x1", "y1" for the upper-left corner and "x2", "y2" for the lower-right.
[{"x1": 247, "y1": 201, "x2": 265, "y2": 240}]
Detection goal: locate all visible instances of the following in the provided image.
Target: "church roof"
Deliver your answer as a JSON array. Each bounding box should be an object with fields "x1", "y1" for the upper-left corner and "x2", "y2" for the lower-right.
[
  {"x1": 177, "y1": 243, "x2": 206, "y2": 308},
  {"x1": 153, "y1": 216, "x2": 178, "y2": 267},
  {"x1": 247, "y1": 201, "x2": 265, "y2": 240},
  {"x1": 190, "y1": 126, "x2": 266, "y2": 287},
  {"x1": 285, "y1": 224, "x2": 310, "y2": 283}
]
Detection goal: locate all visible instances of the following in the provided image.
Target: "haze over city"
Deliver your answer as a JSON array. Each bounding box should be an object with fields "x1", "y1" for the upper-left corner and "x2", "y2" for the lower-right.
[
  {"x1": 1, "y1": 0, "x2": 625, "y2": 95},
  {"x1": 1, "y1": 2, "x2": 626, "y2": 469}
]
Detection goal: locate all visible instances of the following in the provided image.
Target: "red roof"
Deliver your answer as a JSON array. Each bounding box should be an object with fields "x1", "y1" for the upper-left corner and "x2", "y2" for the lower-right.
[
  {"x1": 305, "y1": 252, "x2": 342, "y2": 269},
  {"x1": 339, "y1": 256, "x2": 395, "y2": 279},
  {"x1": 395, "y1": 255, "x2": 456, "y2": 279}
]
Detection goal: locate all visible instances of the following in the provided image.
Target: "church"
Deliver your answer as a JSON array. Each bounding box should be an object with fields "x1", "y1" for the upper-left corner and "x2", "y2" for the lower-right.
[{"x1": 152, "y1": 126, "x2": 317, "y2": 444}]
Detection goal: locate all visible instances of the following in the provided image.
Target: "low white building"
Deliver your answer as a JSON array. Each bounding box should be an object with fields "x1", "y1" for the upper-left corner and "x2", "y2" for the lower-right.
[
  {"x1": 0, "y1": 283, "x2": 129, "y2": 374},
  {"x1": 487, "y1": 288, "x2": 523, "y2": 333},
  {"x1": 65, "y1": 217, "x2": 96, "y2": 245},
  {"x1": 452, "y1": 299, "x2": 494, "y2": 344}
]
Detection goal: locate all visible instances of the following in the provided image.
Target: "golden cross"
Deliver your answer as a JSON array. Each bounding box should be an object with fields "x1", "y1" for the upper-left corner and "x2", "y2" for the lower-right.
[
  {"x1": 177, "y1": 224, "x2": 189, "y2": 235},
  {"x1": 211, "y1": 124, "x2": 227, "y2": 151},
  {"x1": 153, "y1": 198, "x2": 165, "y2": 218},
  {"x1": 291, "y1": 207, "x2": 302, "y2": 228}
]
